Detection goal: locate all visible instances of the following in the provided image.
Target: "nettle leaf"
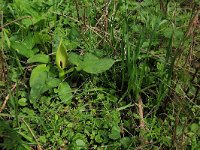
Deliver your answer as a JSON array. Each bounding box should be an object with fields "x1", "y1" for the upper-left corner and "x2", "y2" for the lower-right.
[
  {"x1": 58, "y1": 82, "x2": 72, "y2": 104},
  {"x1": 27, "y1": 54, "x2": 50, "y2": 64},
  {"x1": 68, "y1": 52, "x2": 115, "y2": 74}
]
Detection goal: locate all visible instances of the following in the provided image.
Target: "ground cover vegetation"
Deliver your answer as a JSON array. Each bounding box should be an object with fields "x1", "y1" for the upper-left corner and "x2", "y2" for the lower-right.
[{"x1": 0, "y1": 0, "x2": 200, "y2": 149}]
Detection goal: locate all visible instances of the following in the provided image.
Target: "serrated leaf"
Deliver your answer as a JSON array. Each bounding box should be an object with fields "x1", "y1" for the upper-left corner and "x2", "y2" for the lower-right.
[
  {"x1": 27, "y1": 54, "x2": 50, "y2": 64},
  {"x1": 58, "y1": 82, "x2": 72, "y2": 104}
]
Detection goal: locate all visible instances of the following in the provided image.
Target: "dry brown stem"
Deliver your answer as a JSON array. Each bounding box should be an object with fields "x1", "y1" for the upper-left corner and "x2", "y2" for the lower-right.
[
  {"x1": 138, "y1": 96, "x2": 145, "y2": 129},
  {"x1": 0, "y1": 84, "x2": 16, "y2": 113},
  {"x1": 0, "y1": 16, "x2": 32, "y2": 30}
]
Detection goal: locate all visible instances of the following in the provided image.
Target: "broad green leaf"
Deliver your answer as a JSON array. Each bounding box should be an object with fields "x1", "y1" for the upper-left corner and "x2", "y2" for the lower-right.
[
  {"x1": 46, "y1": 78, "x2": 61, "y2": 88},
  {"x1": 68, "y1": 52, "x2": 115, "y2": 74},
  {"x1": 11, "y1": 41, "x2": 34, "y2": 58},
  {"x1": 58, "y1": 82, "x2": 72, "y2": 104},
  {"x1": 29, "y1": 64, "x2": 49, "y2": 88},
  {"x1": 29, "y1": 65, "x2": 61, "y2": 102},
  {"x1": 68, "y1": 52, "x2": 82, "y2": 66},
  {"x1": 27, "y1": 54, "x2": 50, "y2": 64},
  {"x1": 83, "y1": 53, "x2": 115, "y2": 74},
  {"x1": 56, "y1": 39, "x2": 68, "y2": 71},
  {"x1": 29, "y1": 65, "x2": 49, "y2": 101}
]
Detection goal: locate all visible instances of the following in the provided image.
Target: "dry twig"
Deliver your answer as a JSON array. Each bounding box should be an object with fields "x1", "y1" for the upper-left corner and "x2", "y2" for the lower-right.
[
  {"x1": 0, "y1": 16, "x2": 32, "y2": 30},
  {"x1": 0, "y1": 83, "x2": 16, "y2": 113}
]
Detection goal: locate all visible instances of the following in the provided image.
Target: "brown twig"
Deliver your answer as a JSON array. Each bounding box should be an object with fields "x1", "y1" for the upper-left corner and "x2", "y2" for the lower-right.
[
  {"x1": 137, "y1": 96, "x2": 150, "y2": 147},
  {"x1": 0, "y1": 83, "x2": 17, "y2": 113},
  {"x1": 104, "y1": 0, "x2": 109, "y2": 34},
  {"x1": 0, "y1": 16, "x2": 32, "y2": 30},
  {"x1": 186, "y1": 9, "x2": 199, "y2": 37},
  {"x1": 138, "y1": 96, "x2": 145, "y2": 129}
]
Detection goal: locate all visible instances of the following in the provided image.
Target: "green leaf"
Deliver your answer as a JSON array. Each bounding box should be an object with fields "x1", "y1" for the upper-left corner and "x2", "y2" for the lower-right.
[
  {"x1": 29, "y1": 64, "x2": 49, "y2": 101},
  {"x1": 95, "y1": 134, "x2": 103, "y2": 143},
  {"x1": 46, "y1": 78, "x2": 61, "y2": 89},
  {"x1": 27, "y1": 54, "x2": 50, "y2": 64},
  {"x1": 120, "y1": 137, "x2": 131, "y2": 148},
  {"x1": 68, "y1": 52, "x2": 83, "y2": 71},
  {"x1": 58, "y1": 82, "x2": 72, "y2": 104},
  {"x1": 190, "y1": 123, "x2": 199, "y2": 132},
  {"x1": 29, "y1": 65, "x2": 61, "y2": 103},
  {"x1": 18, "y1": 98, "x2": 27, "y2": 106},
  {"x1": 11, "y1": 41, "x2": 34, "y2": 58},
  {"x1": 22, "y1": 108, "x2": 36, "y2": 116},
  {"x1": 109, "y1": 125, "x2": 121, "y2": 140},
  {"x1": 68, "y1": 52, "x2": 115, "y2": 74},
  {"x1": 29, "y1": 64, "x2": 49, "y2": 88}
]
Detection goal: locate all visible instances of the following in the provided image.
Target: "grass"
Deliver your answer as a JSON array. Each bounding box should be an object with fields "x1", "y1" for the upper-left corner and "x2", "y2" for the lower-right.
[{"x1": 0, "y1": 0, "x2": 200, "y2": 149}]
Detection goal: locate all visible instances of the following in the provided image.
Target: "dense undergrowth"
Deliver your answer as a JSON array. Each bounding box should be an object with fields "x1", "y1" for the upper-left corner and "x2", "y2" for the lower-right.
[{"x1": 0, "y1": 0, "x2": 200, "y2": 149}]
